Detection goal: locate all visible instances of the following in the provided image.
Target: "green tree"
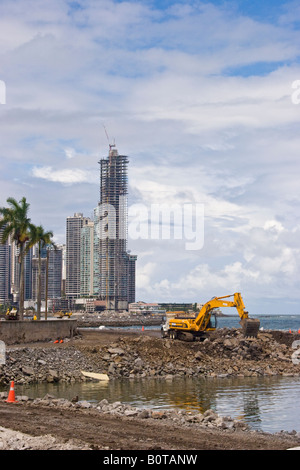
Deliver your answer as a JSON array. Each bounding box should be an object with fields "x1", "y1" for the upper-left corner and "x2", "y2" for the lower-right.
[
  {"x1": 30, "y1": 225, "x2": 56, "y2": 320},
  {"x1": 0, "y1": 197, "x2": 35, "y2": 320}
]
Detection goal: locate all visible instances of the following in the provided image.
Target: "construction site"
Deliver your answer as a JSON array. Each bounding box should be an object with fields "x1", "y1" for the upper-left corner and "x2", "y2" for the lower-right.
[
  {"x1": 96, "y1": 143, "x2": 137, "y2": 311},
  {"x1": 1, "y1": 326, "x2": 300, "y2": 450}
]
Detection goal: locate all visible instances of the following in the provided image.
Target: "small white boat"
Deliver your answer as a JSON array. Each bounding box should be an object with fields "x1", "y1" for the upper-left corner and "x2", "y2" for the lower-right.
[{"x1": 81, "y1": 370, "x2": 109, "y2": 381}]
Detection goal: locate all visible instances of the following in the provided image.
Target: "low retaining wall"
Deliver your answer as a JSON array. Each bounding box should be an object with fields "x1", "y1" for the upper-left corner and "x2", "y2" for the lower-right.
[{"x1": 0, "y1": 319, "x2": 78, "y2": 345}]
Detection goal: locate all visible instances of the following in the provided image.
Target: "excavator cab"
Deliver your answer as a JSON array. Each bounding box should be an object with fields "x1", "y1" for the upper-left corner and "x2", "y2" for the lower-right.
[{"x1": 207, "y1": 312, "x2": 217, "y2": 330}]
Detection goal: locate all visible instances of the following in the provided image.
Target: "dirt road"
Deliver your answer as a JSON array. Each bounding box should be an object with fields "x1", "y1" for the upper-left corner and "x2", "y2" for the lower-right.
[{"x1": 0, "y1": 399, "x2": 299, "y2": 450}]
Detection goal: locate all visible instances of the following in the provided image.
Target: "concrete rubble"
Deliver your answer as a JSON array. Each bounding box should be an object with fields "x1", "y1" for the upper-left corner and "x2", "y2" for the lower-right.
[
  {"x1": 0, "y1": 425, "x2": 91, "y2": 450},
  {"x1": 1, "y1": 328, "x2": 300, "y2": 385}
]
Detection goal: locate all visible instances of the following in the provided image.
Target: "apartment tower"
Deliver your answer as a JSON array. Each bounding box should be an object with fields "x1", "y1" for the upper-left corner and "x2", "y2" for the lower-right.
[
  {"x1": 66, "y1": 213, "x2": 90, "y2": 299},
  {"x1": 96, "y1": 143, "x2": 136, "y2": 310}
]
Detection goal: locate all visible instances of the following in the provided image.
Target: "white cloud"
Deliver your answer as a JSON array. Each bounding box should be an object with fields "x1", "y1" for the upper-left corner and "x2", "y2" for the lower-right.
[
  {"x1": 31, "y1": 166, "x2": 96, "y2": 184},
  {"x1": 264, "y1": 219, "x2": 285, "y2": 233},
  {"x1": 64, "y1": 148, "x2": 76, "y2": 160},
  {"x1": 136, "y1": 261, "x2": 157, "y2": 291}
]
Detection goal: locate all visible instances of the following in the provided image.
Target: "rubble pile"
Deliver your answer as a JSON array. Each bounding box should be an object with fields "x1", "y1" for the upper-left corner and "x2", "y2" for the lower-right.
[
  {"x1": 0, "y1": 341, "x2": 89, "y2": 385},
  {"x1": 76, "y1": 328, "x2": 300, "y2": 379},
  {"x1": 1, "y1": 328, "x2": 300, "y2": 387},
  {"x1": 0, "y1": 392, "x2": 252, "y2": 433}
]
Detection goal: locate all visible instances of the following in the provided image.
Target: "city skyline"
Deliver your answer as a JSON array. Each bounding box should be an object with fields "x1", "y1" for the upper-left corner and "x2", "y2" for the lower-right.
[{"x1": 1, "y1": 0, "x2": 300, "y2": 313}]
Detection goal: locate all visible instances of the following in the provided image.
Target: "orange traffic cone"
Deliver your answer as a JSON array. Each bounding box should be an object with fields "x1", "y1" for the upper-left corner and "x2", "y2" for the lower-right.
[{"x1": 6, "y1": 381, "x2": 17, "y2": 403}]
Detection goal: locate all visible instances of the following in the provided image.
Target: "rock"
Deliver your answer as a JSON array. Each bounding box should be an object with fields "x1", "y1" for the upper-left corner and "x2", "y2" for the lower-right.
[
  {"x1": 138, "y1": 409, "x2": 150, "y2": 419},
  {"x1": 194, "y1": 413, "x2": 205, "y2": 423},
  {"x1": 107, "y1": 348, "x2": 125, "y2": 355},
  {"x1": 134, "y1": 358, "x2": 144, "y2": 368},
  {"x1": 108, "y1": 363, "x2": 116, "y2": 374},
  {"x1": 151, "y1": 411, "x2": 167, "y2": 419},
  {"x1": 46, "y1": 370, "x2": 59, "y2": 382},
  {"x1": 215, "y1": 417, "x2": 227, "y2": 429},
  {"x1": 16, "y1": 395, "x2": 31, "y2": 402},
  {"x1": 203, "y1": 409, "x2": 218, "y2": 422},
  {"x1": 124, "y1": 409, "x2": 139, "y2": 417},
  {"x1": 37, "y1": 360, "x2": 47, "y2": 366},
  {"x1": 223, "y1": 338, "x2": 237, "y2": 348},
  {"x1": 22, "y1": 366, "x2": 35, "y2": 376},
  {"x1": 43, "y1": 394, "x2": 56, "y2": 400},
  {"x1": 77, "y1": 400, "x2": 92, "y2": 408}
]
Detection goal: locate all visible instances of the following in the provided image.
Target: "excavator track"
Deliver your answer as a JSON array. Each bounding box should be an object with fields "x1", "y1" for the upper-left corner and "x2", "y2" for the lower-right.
[{"x1": 240, "y1": 318, "x2": 260, "y2": 338}]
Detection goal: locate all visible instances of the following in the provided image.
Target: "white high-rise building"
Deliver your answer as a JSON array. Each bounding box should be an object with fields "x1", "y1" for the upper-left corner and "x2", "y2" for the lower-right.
[{"x1": 66, "y1": 213, "x2": 90, "y2": 298}]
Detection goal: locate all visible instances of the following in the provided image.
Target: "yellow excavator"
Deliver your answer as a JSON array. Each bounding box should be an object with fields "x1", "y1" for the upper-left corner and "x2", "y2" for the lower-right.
[
  {"x1": 161, "y1": 293, "x2": 260, "y2": 341},
  {"x1": 5, "y1": 307, "x2": 19, "y2": 320},
  {"x1": 53, "y1": 311, "x2": 72, "y2": 318}
]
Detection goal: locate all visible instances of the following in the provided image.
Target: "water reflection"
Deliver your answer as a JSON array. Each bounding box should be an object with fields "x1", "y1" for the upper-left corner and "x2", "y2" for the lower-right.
[{"x1": 10, "y1": 375, "x2": 300, "y2": 433}]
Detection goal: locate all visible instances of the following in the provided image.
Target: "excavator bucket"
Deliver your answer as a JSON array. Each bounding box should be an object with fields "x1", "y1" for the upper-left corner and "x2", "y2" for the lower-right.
[{"x1": 239, "y1": 318, "x2": 260, "y2": 338}]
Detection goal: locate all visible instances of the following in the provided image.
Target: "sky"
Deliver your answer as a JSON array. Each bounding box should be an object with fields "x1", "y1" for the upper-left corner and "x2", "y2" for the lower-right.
[{"x1": 0, "y1": 0, "x2": 300, "y2": 314}]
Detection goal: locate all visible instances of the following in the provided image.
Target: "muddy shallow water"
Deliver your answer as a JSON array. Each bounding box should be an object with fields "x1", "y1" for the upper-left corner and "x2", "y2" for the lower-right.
[{"x1": 10, "y1": 374, "x2": 300, "y2": 434}]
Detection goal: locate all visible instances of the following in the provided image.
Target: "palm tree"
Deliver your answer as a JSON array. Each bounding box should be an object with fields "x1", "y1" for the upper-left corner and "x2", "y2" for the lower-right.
[
  {"x1": 30, "y1": 225, "x2": 56, "y2": 320},
  {"x1": 0, "y1": 197, "x2": 34, "y2": 320}
]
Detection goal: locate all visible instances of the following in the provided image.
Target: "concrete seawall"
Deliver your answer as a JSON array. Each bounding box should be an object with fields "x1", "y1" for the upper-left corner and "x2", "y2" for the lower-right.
[{"x1": 0, "y1": 319, "x2": 78, "y2": 345}]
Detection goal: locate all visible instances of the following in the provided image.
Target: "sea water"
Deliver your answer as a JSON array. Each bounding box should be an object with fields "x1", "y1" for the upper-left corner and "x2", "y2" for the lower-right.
[
  {"x1": 12, "y1": 374, "x2": 300, "y2": 434},
  {"x1": 216, "y1": 314, "x2": 300, "y2": 332}
]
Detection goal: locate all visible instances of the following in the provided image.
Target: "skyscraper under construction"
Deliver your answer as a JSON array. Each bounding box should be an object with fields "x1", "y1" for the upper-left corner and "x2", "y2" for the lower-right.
[{"x1": 95, "y1": 143, "x2": 137, "y2": 310}]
